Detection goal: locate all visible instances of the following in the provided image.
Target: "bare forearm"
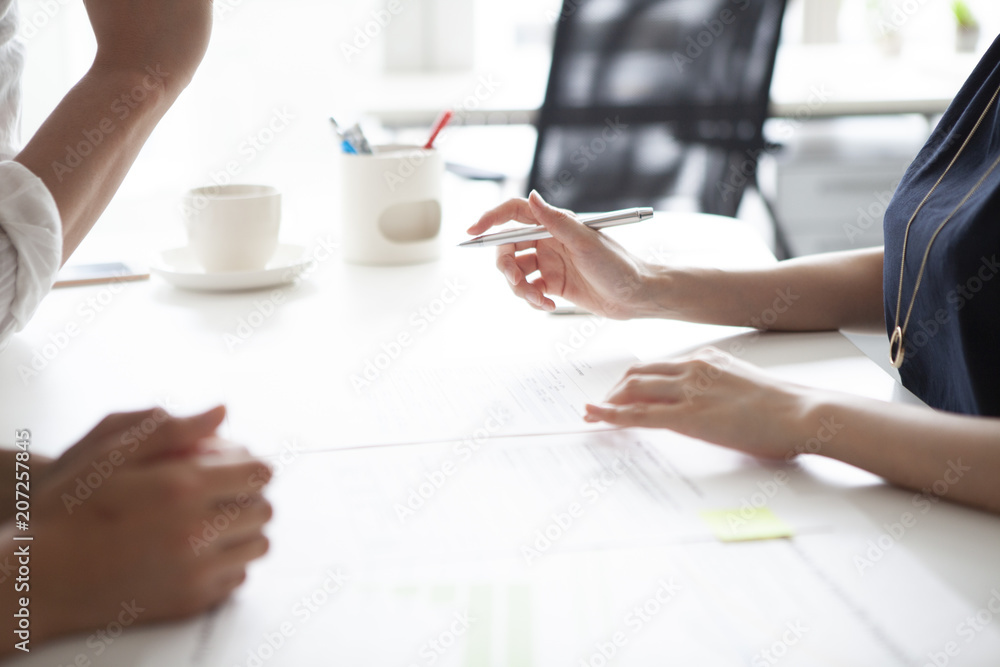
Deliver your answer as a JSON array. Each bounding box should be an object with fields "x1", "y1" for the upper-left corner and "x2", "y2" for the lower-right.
[
  {"x1": 15, "y1": 65, "x2": 180, "y2": 264},
  {"x1": 804, "y1": 393, "x2": 1000, "y2": 514},
  {"x1": 648, "y1": 247, "x2": 886, "y2": 332}
]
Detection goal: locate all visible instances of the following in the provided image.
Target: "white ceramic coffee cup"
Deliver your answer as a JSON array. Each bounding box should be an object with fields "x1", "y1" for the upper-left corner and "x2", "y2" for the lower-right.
[{"x1": 183, "y1": 184, "x2": 281, "y2": 272}]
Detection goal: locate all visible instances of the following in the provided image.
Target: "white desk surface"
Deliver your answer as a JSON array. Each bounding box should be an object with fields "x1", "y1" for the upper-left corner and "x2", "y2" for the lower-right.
[
  {"x1": 361, "y1": 42, "x2": 982, "y2": 127},
  {"x1": 4, "y1": 196, "x2": 1000, "y2": 664}
]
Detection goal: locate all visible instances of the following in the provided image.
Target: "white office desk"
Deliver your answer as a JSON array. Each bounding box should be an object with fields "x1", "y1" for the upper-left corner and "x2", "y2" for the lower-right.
[{"x1": 3, "y1": 207, "x2": 1000, "y2": 665}]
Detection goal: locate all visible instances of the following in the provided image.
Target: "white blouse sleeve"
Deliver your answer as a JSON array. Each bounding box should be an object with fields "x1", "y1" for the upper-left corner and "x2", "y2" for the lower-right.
[
  {"x1": 0, "y1": 0, "x2": 63, "y2": 351},
  {"x1": 0, "y1": 160, "x2": 62, "y2": 351}
]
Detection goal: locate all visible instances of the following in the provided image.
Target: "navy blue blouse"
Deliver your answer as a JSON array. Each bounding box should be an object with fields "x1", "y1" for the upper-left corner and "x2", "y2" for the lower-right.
[{"x1": 883, "y1": 33, "x2": 1000, "y2": 417}]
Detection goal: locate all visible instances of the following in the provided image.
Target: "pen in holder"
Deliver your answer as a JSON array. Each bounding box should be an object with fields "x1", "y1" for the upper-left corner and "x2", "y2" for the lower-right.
[{"x1": 339, "y1": 145, "x2": 443, "y2": 265}]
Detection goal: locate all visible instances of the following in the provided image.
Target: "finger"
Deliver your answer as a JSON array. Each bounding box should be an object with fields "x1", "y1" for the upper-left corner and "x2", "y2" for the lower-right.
[
  {"x1": 208, "y1": 496, "x2": 274, "y2": 552},
  {"x1": 513, "y1": 253, "x2": 540, "y2": 279},
  {"x1": 526, "y1": 277, "x2": 555, "y2": 311},
  {"x1": 131, "y1": 406, "x2": 228, "y2": 463},
  {"x1": 499, "y1": 253, "x2": 552, "y2": 311},
  {"x1": 584, "y1": 402, "x2": 679, "y2": 428},
  {"x1": 55, "y1": 409, "x2": 162, "y2": 470},
  {"x1": 197, "y1": 451, "x2": 274, "y2": 502},
  {"x1": 91, "y1": 409, "x2": 164, "y2": 441},
  {"x1": 604, "y1": 375, "x2": 686, "y2": 406},
  {"x1": 216, "y1": 534, "x2": 271, "y2": 569},
  {"x1": 468, "y1": 198, "x2": 539, "y2": 235},
  {"x1": 201, "y1": 566, "x2": 249, "y2": 610},
  {"x1": 621, "y1": 347, "x2": 732, "y2": 379},
  {"x1": 622, "y1": 361, "x2": 689, "y2": 378},
  {"x1": 216, "y1": 567, "x2": 249, "y2": 597},
  {"x1": 496, "y1": 245, "x2": 524, "y2": 286},
  {"x1": 526, "y1": 190, "x2": 596, "y2": 252}
]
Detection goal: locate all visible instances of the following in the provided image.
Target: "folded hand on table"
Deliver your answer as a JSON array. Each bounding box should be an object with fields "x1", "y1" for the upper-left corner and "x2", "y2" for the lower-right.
[{"x1": 2, "y1": 406, "x2": 273, "y2": 650}]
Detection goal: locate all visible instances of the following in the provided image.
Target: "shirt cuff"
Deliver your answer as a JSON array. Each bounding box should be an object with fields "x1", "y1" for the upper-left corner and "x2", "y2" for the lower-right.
[{"x1": 0, "y1": 160, "x2": 62, "y2": 349}]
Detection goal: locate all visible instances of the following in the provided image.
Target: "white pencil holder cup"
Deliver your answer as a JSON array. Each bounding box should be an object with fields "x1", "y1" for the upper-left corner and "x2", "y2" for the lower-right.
[{"x1": 339, "y1": 145, "x2": 443, "y2": 265}]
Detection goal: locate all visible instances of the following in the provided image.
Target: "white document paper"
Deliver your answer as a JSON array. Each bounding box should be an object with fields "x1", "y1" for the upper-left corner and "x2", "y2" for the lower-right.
[
  {"x1": 223, "y1": 356, "x2": 637, "y2": 453},
  {"x1": 14, "y1": 430, "x2": 1000, "y2": 666}
]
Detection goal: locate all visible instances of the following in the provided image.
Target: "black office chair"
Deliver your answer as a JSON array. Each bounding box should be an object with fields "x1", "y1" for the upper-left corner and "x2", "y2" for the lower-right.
[{"x1": 529, "y1": 0, "x2": 792, "y2": 257}]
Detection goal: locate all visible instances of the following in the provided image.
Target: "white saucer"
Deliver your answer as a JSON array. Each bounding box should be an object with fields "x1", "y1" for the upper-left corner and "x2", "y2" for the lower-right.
[{"x1": 151, "y1": 244, "x2": 311, "y2": 292}]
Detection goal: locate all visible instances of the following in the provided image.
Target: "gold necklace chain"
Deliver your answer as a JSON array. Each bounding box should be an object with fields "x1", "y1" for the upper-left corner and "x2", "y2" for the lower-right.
[{"x1": 890, "y1": 84, "x2": 1000, "y2": 369}]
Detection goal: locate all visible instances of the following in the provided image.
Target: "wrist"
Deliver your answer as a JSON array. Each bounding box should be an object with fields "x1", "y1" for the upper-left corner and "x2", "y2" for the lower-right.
[
  {"x1": 787, "y1": 390, "x2": 849, "y2": 461},
  {"x1": 631, "y1": 266, "x2": 694, "y2": 320}
]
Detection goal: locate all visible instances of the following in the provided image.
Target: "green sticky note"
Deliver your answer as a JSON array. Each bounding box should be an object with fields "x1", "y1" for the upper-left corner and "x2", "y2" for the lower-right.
[{"x1": 700, "y1": 507, "x2": 794, "y2": 542}]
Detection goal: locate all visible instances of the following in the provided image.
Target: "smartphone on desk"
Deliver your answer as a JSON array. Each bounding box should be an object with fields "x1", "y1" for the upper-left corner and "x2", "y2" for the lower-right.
[{"x1": 54, "y1": 262, "x2": 149, "y2": 288}]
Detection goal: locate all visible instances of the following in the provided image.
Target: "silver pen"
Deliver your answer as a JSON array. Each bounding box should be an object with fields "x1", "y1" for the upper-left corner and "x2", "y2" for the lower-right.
[{"x1": 459, "y1": 207, "x2": 655, "y2": 248}]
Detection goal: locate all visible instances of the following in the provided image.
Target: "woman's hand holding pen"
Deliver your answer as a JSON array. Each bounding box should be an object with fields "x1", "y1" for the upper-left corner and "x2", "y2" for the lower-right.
[
  {"x1": 470, "y1": 195, "x2": 821, "y2": 461},
  {"x1": 467, "y1": 192, "x2": 670, "y2": 318}
]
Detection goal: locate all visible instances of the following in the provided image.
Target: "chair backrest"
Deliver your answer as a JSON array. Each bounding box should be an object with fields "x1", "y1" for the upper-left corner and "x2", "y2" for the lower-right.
[{"x1": 529, "y1": 0, "x2": 788, "y2": 216}]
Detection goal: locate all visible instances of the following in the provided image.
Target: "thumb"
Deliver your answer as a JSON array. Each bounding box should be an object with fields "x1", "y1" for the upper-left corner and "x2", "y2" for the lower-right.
[
  {"x1": 527, "y1": 190, "x2": 594, "y2": 251},
  {"x1": 130, "y1": 405, "x2": 228, "y2": 463}
]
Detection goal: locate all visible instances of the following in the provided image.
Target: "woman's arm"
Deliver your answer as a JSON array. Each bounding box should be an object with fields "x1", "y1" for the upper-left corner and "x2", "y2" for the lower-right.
[
  {"x1": 14, "y1": 0, "x2": 213, "y2": 264},
  {"x1": 652, "y1": 247, "x2": 886, "y2": 333},
  {"x1": 584, "y1": 351, "x2": 1000, "y2": 514},
  {"x1": 810, "y1": 393, "x2": 1000, "y2": 513},
  {"x1": 469, "y1": 193, "x2": 886, "y2": 333}
]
